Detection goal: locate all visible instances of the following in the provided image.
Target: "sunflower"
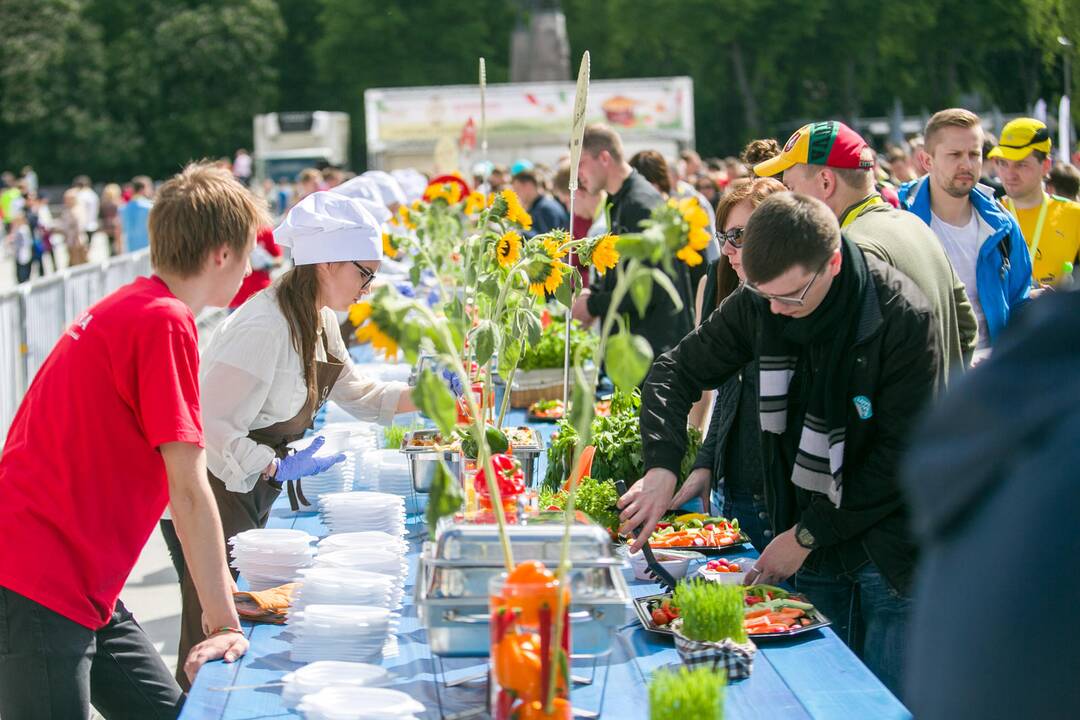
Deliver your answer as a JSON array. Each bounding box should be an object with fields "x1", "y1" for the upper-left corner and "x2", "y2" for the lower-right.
[
  {"x1": 588, "y1": 234, "x2": 620, "y2": 275},
  {"x1": 381, "y1": 232, "x2": 399, "y2": 259},
  {"x1": 464, "y1": 190, "x2": 488, "y2": 215},
  {"x1": 527, "y1": 259, "x2": 566, "y2": 298},
  {"x1": 423, "y1": 181, "x2": 463, "y2": 205},
  {"x1": 496, "y1": 230, "x2": 523, "y2": 268},
  {"x1": 350, "y1": 301, "x2": 399, "y2": 359},
  {"x1": 541, "y1": 231, "x2": 569, "y2": 260},
  {"x1": 673, "y1": 196, "x2": 710, "y2": 267},
  {"x1": 392, "y1": 205, "x2": 417, "y2": 230},
  {"x1": 500, "y1": 189, "x2": 533, "y2": 230}
]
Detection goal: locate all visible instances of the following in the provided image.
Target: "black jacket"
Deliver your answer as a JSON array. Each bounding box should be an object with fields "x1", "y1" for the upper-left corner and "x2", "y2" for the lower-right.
[
  {"x1": 586, "y1": 170, "x2": 694, "y2": 357},
  {"x1": 902, "y1": 290, "x2": 1080, "y2": 718},
  {"x1": 641, "y1": 251, "x2": 940, "y2": 593}
]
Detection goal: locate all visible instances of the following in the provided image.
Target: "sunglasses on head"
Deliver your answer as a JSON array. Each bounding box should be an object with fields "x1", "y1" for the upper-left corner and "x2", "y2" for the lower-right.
[
  {"x1": 351, "y1": 262, "x2": 376, "y2": 290},
  {"x1": 743, "y1": 261, "x2": 827, "y2": 307}
]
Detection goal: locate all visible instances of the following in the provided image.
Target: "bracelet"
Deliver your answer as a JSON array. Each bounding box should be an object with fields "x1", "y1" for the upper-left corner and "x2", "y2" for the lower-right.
[{"x1": 209, "y1": 626, "x2": 244, "y2": 637}]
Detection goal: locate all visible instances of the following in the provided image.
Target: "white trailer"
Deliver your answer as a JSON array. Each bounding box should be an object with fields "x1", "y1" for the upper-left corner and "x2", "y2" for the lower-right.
[{"x1": 253, "y1": 111, "x2": 350, "y2": 184}]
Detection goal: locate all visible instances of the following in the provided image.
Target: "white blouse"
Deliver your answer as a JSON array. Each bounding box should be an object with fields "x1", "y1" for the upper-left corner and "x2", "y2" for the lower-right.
[{"x1": 200, "y1": 288, "x2": 406, "y2": 493}]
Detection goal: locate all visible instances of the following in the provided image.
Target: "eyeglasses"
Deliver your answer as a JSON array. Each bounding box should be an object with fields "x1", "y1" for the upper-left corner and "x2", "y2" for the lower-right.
[
  {"x1": 717, "y1": 226, "x2": 745, "y2": 249},
  {"x1": 352, "y1": 262, "x2": 376, "y2": 290},
  {"x1": 744, "y1": 263, "x2": 825, "y2": 307}
]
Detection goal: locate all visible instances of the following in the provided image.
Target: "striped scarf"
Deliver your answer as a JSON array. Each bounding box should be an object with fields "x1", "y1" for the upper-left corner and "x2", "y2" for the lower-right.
[{"x1": 758, "y1": 237, "x2": 868, "y2": 508}]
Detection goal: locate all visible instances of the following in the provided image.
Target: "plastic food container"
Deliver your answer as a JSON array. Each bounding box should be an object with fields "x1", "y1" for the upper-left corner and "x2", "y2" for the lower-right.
[{"x1": 628, "y1": 549, "x2": 703, "y2": 582}]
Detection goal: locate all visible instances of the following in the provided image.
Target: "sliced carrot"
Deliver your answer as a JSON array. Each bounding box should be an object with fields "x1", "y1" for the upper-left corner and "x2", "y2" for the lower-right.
[
  {"x1": 745, "y1": 608, "x2": 772, "y2": 620},
  {"x1": 744, "y1": 615, "x2": 773, "y2": 628}
]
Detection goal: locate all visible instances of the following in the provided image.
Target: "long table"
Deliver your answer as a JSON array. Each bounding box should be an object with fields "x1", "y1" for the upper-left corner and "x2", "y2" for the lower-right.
[{"x1": 181, "y1": 407, "x2": 911, "y2": 719}]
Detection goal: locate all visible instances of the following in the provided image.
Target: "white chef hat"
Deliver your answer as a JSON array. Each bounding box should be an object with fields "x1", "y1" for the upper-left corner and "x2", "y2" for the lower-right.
[
  {"x1": 327, "y1": 188, "x2": 392, "y2": 226},
  {"x1": 361, "y1": 170, "x2": 407, "y2": 207},
  {"x1": 391, "y1": 168, "x2": 428, "y2": 203},
  {"x1": 332, "y1": 175, "x2": 385, "y2": 206},
  {"x1": 274, "y1": 191, "x2": 382, "y2": 265}
]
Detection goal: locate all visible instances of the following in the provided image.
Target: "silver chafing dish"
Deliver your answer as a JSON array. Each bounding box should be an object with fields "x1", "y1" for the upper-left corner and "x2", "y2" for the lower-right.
[
  {"x1": 505, "y1": 425, "x2": 544, "y2": 488},
  {"x1": 401, "y1": 429, "x2": 461, "y2": 493},
  {"x1": 418, "y1": 517, "x2": 629, "y2": 658}
]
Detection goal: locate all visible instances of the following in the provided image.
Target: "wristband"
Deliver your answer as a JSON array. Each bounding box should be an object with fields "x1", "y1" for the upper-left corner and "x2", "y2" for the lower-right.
[{"x1": 209, "y1": 626, "x2": 244, "y2": 637}]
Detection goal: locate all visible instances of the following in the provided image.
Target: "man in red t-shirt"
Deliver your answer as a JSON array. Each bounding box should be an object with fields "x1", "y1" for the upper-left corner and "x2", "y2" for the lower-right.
[
  {"x1": 229, "y1": 226, "x2": 282, "y2": 308},
  {"x1": 0, "y1": 163, "x2": 269, "y2": 719}
]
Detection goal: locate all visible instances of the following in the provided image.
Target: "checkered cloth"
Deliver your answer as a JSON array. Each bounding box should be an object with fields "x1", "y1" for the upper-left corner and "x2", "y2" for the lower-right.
[{"x1": 673, "y1": 631, "x2": 757, "y2": 680}]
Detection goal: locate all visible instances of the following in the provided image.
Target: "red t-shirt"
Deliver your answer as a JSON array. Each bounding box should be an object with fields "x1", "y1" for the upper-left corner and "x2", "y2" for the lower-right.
[
  {"x1": 229, "y1": 227, "x2": 281, "y2": 308},
  {"x1": 0, "y1": 276, "x2": 203, "y2": 629}
]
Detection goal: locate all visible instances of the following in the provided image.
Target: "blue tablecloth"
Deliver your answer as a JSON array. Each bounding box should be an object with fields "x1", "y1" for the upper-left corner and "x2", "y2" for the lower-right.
[{"x1": 180, "y1": 405, "x2": 910, "y2": 719}]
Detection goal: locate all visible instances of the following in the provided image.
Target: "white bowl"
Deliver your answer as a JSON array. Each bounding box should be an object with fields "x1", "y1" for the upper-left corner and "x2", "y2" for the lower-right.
[
  {"x1": 697, "y1": 557, "x2": 750, "y2": 585},
  {"x1": 628, "y1": 549, "x2": 703, "y2": 582}
]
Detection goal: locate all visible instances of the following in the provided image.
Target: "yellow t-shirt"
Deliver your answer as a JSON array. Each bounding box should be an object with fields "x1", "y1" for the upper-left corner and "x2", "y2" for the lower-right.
[{"x1": 1007, "y1": 194, "x2": 1080, "y2": 285}]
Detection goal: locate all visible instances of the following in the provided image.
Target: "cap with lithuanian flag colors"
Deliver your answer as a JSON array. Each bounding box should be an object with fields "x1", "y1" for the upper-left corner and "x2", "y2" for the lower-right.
[{"x1": 754, "y1": 121, "x2": 874, "y2": 177}]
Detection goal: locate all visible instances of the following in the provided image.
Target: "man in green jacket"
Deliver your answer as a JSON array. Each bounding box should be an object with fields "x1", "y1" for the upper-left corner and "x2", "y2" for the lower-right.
[{"x1": 756, "y1": 121, "x2": 977, "y2": 381}]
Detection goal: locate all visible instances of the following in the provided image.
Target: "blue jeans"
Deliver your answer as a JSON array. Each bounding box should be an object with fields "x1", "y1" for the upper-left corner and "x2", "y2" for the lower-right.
[
  {"x1": 793, "y1": 562, "x2": 911, "y2": 700},
  {"x1": 722, "y1": 493, "x2": 772, "y2": 553}
]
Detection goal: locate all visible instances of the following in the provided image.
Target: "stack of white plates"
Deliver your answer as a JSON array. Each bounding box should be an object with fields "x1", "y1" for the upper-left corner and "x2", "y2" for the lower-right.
[
  {"x1": 312, "y1": 548, "x2": 409, "y2": 580},
  {"x1": 281, "y1": 661, "x2": 390, "y2": 709},
  {"x1": 288, "y1": 604, "x2": 399, "y2": 664},
  {"x1": 229, "y1": 529, "x2": 316, "y2": 591},
  {"x1": 318, "y1": 492, "x2": 406, "y2": 535},
  {"x1": 297, "y1": 686, "x2": 424, "y2": 720},
  {"x1": 317, "y1": 531, "x2": 409, "y2": 556},
  {"x1": 292, "y1": 567, "x2": 405, "y2": 613},
  {"x1": 300, "y1": 452, "x2": 356, "y2": 504},
  {"x1": 354, "y1": 450, "x2": 411, "y2": 496}
]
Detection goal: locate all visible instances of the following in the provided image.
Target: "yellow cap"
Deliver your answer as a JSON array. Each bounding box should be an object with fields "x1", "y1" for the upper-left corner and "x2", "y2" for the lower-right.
[{"x1": 988, "y1": 118, "x2": 1051, "y2": 161}]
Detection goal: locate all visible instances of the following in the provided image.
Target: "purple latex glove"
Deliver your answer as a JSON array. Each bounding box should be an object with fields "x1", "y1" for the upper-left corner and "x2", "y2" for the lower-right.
[{"x1": 276, "y1": 436, "x2": 347, "y2": 482}]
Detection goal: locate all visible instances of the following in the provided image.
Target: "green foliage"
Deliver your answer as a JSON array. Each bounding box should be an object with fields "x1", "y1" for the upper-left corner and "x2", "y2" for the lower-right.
[
  {"x1": 518, "y1": 320, "x2": 596, "y2": 372},
  {"x1": 539, "y1": 476, "x2": 620, "y2": 534},
  {"x1": 413, "y1": 368, "x2": 457, "y2": 437},
  {"x1": 605, "y1": 332, "x2": 653, "y2": 394},
  {"x1": 673, "y1": 580, "x2": 747, "y2": 644},
  {"x1": 426, "y1": 460, "x2": 464, "y2": 540},
  {"x1": 649, "y1": 666, "x2": 726, "y2": 720},
  {"x1": 543, "y1": 390, "x2": 702, "y2": 490}
]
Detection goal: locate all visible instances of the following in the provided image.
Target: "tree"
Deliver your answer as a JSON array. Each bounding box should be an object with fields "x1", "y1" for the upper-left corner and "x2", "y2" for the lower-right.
[{"x1": 0, "y1": 0, "x2": 130, "y2": 182}]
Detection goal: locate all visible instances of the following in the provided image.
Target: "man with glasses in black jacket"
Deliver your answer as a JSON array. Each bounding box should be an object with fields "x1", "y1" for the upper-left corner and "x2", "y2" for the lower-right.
[{"x1": 619, "y1": 192, "x2": 941, "y2": 699}]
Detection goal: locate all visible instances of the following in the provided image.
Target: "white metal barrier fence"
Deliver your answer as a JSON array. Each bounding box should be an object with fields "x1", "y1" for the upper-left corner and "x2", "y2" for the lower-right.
[{"x1": 0, "y1": 249, "x2": 152, "y2": 443}]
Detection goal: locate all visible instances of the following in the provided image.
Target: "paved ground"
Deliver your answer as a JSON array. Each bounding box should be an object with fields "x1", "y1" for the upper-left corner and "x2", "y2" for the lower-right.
[{"x1": 122, "y1": 528, "x2": 183, "y2": 675}]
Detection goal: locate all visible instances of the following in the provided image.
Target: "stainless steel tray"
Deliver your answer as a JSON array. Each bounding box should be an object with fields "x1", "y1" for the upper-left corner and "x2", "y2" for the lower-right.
[
  {"x1": 432, "y1": 518, "x2": 616, "y2": 564},
  {"x1": 402, "y1": 429, "x2": 461, "y2": 493}
]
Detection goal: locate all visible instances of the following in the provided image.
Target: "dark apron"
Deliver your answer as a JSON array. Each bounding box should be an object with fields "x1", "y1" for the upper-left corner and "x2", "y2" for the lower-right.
[{"x1": 176, "y1": 333, "x2": 344, "y2": 688}]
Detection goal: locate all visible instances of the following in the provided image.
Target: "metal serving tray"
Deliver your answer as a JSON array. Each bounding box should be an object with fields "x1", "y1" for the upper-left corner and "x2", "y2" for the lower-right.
[
  {"x1": 506, "y1": 426, "x2": 544, "y2": 488},
  {"x1": 401, "y1": 429, "x2": 461, "y2": 493},
  {"x1": 417, "y1": 519, "x2": 630, "y2": 657}
]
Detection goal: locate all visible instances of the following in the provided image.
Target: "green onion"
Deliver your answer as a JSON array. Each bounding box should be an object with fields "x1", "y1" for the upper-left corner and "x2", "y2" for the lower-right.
[
  {"x1": 673, "y1": 579, "x2": 747, "y2": 644},
  {"x1": 649, "y1": 665, "x2": 726, "y2": 720}
]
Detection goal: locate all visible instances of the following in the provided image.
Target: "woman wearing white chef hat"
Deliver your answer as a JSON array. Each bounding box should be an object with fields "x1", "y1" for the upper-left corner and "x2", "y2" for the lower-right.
[{"x1": 175, "y1": 191, "x2": 417, "y2": 686}]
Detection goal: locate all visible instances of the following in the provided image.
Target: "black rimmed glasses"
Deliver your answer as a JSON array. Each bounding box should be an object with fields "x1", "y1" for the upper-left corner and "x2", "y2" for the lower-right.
[
  {"x1": 352, "y1": 262, "x2": 376, "y2": 290},
  {"x1": 743, "y1": 262, "x2": 826, "y2": 307}
]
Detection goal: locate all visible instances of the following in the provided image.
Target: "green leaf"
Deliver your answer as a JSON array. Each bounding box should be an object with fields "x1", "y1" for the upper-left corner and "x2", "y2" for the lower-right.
[
  {"x1": 478, "y1": 273, "x2": 501, "y2": 300},
  {"x1": 472, "y1": 320, "x2": 497, "y2": 366},
  {"x1": 605, "y1": 333, "x2": 653, "y2": 394},
  {"x1": 497, "y1": 335, "x2": 524, "y2": 379},
  {"x1": 629, "y1": 271, "x2": 653, "y2": 317},
  {"x1": 400, "y1": 321, "x2": 422, "y2": 364},
  {"x1": 651, "y1": 268, "x2": 685, "y2": 313},
  {"x1": 553, "y1": 273, "x2": 573, "y2": 309},
  {"x1": 409, "y1": 263, "x2": 422, "y2": 287},
  {"x1": 524, "y1": 312, "x2": 543, "y2": 348},
  {"x1": 426, "y1": 459, "x2": 465, "y2": 540},
  {"x1": 414, "y1": 368, "x2": 457, "y2": 435},
  {"x1": 570, "y1": 369, "x2": 595, "y2": 448}
]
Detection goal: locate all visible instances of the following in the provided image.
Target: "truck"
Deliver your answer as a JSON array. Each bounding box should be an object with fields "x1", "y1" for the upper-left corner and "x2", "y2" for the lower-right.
[
  {"x1": 363, "y1": 77, "x2": 694, "y2": 173},
  {"x1": 253, "y1": 111, "x2": 350, "y2": 184}
]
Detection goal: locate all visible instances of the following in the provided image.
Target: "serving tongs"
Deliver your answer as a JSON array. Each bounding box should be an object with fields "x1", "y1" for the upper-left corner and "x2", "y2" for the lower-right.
[{"x1": 614, "y1": 480, "x2": 676, "y2": 593}]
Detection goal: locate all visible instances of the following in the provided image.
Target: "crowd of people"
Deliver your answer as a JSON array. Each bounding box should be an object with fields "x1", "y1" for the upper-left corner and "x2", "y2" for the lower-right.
[{"x1": 0, "y1": 104, "x2": 1077, "y2": 720}]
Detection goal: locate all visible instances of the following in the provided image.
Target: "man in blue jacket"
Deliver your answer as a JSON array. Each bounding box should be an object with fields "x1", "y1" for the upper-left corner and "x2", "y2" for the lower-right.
[{"x1": 898, "y1": 108, "x2": 1031, "y2": 357}]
